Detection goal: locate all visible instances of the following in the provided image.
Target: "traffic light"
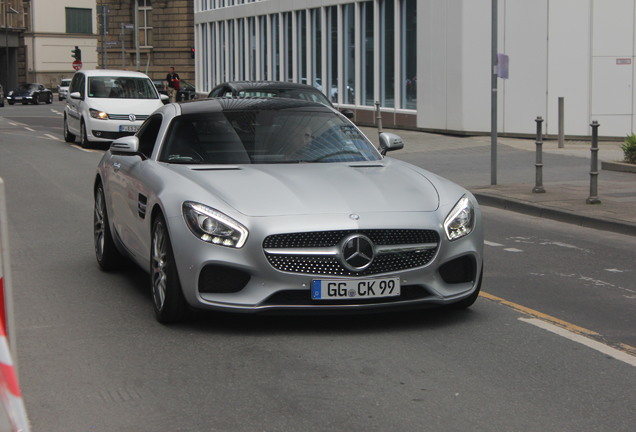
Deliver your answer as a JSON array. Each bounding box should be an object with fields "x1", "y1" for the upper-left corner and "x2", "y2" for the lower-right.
[
  {"x1": 191, "y1": 47, "x2": 195, "y2": 59},
  {"x1": 72, "y1": 46, "x2": 82, "y2": 61}
]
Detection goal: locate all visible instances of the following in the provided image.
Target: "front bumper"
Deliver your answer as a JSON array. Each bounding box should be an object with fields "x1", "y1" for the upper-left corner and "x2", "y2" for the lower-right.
[
  {"x1": 86, "y1": 118, "x2": 144, "y2": 142},
  {"x1": 167, "y1": 209, "x2": 484, "y2": 313}
]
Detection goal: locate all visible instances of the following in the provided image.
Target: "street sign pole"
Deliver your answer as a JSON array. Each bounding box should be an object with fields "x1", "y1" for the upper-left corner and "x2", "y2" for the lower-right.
[{"x1": 491, "y1": 0, "x2": 498, "y2": 185}]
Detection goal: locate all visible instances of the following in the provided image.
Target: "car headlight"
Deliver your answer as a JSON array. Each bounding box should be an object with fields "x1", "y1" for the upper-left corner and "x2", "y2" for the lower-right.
[
  {"x1": 443, "y1": 196, "x2": 475, "y2": 241},
  {"x1": 182, "y1": 202, "x2": 248, "y2": 248},
  {"x1": 89, "y1": 108, "x2": 109, "y2": 120}
]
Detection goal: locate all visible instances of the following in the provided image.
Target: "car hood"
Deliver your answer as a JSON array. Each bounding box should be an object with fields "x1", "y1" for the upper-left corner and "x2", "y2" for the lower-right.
[
  {"x1": 10, "y1": 89, "x2": 34, "y2": 96},
  {"x1": 170, "y1": 159, "x2": 440, "y2": 217},
  {"x1": 88, "y1": 98, "x2": 163, "y2": 115}
]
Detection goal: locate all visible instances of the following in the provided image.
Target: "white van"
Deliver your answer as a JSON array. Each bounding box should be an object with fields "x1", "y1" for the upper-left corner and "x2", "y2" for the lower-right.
[{"x1": 64, "y1": 69, "x2": 168, "y2": 148}]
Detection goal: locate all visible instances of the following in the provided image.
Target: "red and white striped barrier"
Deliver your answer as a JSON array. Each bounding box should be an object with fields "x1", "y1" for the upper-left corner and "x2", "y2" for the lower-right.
[{"x1": 0, "y1": 178, "x2": 30, "y2": 432}]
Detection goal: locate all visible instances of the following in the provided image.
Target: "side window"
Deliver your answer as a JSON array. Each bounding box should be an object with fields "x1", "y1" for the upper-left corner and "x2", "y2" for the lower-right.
[
  {"x1": 70, "y1": 74, "x2": 85, "y2": 99},
  {"x1": 69, "y1": 74, "x2": 81, "y2": 93},
  {"x1": 137, "y1": 114, "x2": 163, "y2": 158}
]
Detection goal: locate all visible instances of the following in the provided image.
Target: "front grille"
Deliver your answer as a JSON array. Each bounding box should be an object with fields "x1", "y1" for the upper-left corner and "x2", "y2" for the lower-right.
[
  {"x1": 264, "y1": 229, "x2": 440, "y2": 276},
  {"x1": 107, "y1": 114, "x2": 149, "y2": 121}
]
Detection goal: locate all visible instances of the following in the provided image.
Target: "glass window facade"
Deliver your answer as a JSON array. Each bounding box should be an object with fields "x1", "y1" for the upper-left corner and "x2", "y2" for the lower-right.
[{"x1": 195, "y1": 0, "x2": 417, "y2": 112}]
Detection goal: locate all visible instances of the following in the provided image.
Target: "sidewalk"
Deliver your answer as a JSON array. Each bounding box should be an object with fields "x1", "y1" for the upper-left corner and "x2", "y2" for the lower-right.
[{"x1": 360, "y1": 127, "x2": 636, "y2": 236}]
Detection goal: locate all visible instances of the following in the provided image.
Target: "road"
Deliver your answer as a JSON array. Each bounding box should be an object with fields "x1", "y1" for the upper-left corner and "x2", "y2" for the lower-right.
[{"x1": 0, "y1": 102, "x2": 634, "y2": 432}]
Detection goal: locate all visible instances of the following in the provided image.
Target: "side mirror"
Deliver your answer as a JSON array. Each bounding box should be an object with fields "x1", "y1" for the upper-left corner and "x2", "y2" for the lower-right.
[
  {"x1": 379, "y1": 132, "x2": 404, "y2": 156},
  {"x1": 69, "y1": 91, "x2": 82, "y2": 100},
  {"x1": 110, "y1": 135, "x2": 141, "y2": 156},
  {"x1": 340, "y1": 109, "x2": 354, "y2": 119},
  {"x1": 160, "y1": 94, "x2": 170, "y2": 104}
]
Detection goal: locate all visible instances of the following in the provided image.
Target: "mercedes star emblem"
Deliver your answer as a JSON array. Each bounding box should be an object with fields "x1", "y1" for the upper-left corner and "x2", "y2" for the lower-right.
[{"x1": 340, "y1": 234, "x2": 375, "y2": 272}]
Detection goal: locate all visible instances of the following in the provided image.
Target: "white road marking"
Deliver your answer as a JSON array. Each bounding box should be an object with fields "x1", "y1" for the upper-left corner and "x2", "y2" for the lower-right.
[
  {"x1": 504, "y1": 248, "x2": 523, "y2": 253},
  {"x1": 605, "y1": 269, "x2": 624, "y2": 273},
  {"x1": 50, "y1": 109, "x2": 63, "y2": 115},
  {"x1": 44, "y1": 134, "x2": 63, "y2": 142},
  {"x1": 519, "y1": 318, "x2": 636, "y2": 367},
  {"x1": 484, "y1": 241, "x2": 503, "y2": 247},
  {"x1": 70, "y1": 144, "x2": 98, "y2": 153},
  {"x1": 24, "y1": 127, "x2": 35, "y2": 132}
]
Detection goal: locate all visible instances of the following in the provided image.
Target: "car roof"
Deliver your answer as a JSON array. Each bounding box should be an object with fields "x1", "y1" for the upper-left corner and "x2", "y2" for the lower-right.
[
  {"x1": 216, "y1": 81, "x2": 322, "y2": 92},
  {"x1": 76, "y1": 69, "x2": 152, "y2": 79},
  {"x1": 177, "y1": 97, "x2": 335, "y2": 116}
]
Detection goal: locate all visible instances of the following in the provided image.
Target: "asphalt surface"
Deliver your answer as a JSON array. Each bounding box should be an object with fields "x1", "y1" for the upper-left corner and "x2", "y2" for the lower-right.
[{"x1": 1, "y1": 104, "x2": 635, "y2": 431}]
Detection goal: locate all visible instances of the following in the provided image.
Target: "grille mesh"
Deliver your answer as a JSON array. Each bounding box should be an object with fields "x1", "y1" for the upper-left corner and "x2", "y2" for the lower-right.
[
  {"x1": 264, "y1": 229, "x2": 439, "y2": 276},
  {"x1": 107, "y1": 114, "x2": 150, "y2": 121}
]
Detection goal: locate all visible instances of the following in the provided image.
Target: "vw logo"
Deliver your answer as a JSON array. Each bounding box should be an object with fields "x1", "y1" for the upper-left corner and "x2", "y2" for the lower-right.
[
  {"x1": 340, "y1": 234, "x2": 375, "y2": 272},
  {"x1": 128, "y1": 114, "x2": 136, "y2": 122}
]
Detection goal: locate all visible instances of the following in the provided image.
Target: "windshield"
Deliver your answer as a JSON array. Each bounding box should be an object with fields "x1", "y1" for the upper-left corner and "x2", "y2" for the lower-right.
[
  {"x1": 238, "y1": 89, "x2": 331, "y2": 106},
  {"x1": 88, "y1": 76, "x2": 158, "y2": 99},
  {"x1": 159, "y1": 110, "x2": 380, "y2": 165}
]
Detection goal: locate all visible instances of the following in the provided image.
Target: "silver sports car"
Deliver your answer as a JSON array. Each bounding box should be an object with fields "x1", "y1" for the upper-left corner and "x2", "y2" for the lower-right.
[{"x1": 94, "y1": 98, "x2": 483, "y2": 323}]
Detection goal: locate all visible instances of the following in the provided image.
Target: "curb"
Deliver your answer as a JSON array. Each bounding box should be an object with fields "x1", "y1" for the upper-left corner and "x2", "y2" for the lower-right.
[
  {"x1": 601, "y1": 160, "x2": 636, "y2": 174},
  {"x1": 472, "y1": 191, "x2": 636, "y2": 237}
]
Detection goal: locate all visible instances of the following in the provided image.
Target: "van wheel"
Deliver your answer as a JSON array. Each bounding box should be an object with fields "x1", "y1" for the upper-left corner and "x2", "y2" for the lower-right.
[
  {"x1": 64, "y1": 115, "x2": 76, "y2": 143},
  {"x1": 80, "y1": 120, "x2": 91, "y2": 149}
]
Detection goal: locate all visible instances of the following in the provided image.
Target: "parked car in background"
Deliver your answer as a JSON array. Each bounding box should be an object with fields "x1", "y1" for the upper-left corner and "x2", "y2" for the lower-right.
[
  {"x1": 5, "y1": 83, "x2": 53, "y2": 105},
  {"x1": 208, "y1": 81, "x2": 353, "y2": 118},
  {"x1": 93, "y1": 97, "x2": 483, "y2": 323},
  {"x1": 153, "y1": 79, "x2": 197, "y2": 102},
  {"x1": 58, "y1": 78, "x2": 72, "y2": 101},
  {"x1": 64, "y1": 69, "x2": 168, "y2": 148}
]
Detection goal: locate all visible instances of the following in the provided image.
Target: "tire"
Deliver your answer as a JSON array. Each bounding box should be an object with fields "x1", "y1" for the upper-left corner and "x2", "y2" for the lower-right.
[
  {"x1": 151, "y1": 215, "x2": 188, "y2": 324},
  {"x1": 94, "y1": 184, "x2": 125, "y2": 271},
  {"x1": 448, "y1": 265, "x2": 483, "y2": 310},
  {"x1": 80, "y1": 120, "x2": 90, "y2": 148},
  {"x1": 8, "y1": 101, "x2": 14, "y2": 105},
  {"x1": 46, "y1": 93, "x2": 53, "y2": 104},
  {"x1": 63, "y1": 115, "x2": 76, "y2": 143},
  {"x1": 33, "y1": 94, "x2": 39, "y2": 105}
]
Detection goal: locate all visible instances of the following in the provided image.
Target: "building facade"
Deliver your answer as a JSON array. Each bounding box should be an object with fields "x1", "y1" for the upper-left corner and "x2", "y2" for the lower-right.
[
  {"x1": 24, "y1": 0, "x2": 99, "y2": 88},
  {"x1": 97, "y1": 0, "x2": 195, "y2": 86},
  {"x1": 1, "y1": 0, "x2": 27, "y2": 91},
  {"x1": 194, "y1": 0, "x2": 636, "y2": 138}
]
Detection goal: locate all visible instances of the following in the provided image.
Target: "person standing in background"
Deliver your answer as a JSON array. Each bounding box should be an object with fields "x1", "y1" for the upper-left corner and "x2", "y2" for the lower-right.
[{"x1": 165, "y1": 67, "x2": 180, "y2": 103}]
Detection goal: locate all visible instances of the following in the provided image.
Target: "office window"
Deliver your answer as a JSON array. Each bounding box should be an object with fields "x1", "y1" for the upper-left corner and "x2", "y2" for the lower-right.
[
  {"x1": 310, "y1": 8, "x2": 322, "y2": 92},
  {"x1": 259, "y1": 15, "x2": 268, "y2": 80},
  {"x1": 297, "y1": 10, "x2": 307, "y2": 83},
  {"x1": 401, "y1": 0, "x2": 417, "y2": 109},
  {"x1": 343, "y1": 3, "x2": 355, "y2": 104},
  {"x1": 327, "y1": 6, "x2": 338, "y2": 103},
  {"x1": 138, "y1": 0, "x2": 153, "y2": 48},
  {"x1": 272, "y1": 14, "x2": 280, "y2": 80},
  {"x1": 249, "y1": 17, "x2": 256, "y2": 80},
  {"x1": 381, "y1": 0, "x2": 395, "y2": 108},
  {"x1": 360, "y1": 2, "x2": 374, "y2": 106},
  {"x1": 66, "y1": 8, "x2": 92, "y2": 34}
]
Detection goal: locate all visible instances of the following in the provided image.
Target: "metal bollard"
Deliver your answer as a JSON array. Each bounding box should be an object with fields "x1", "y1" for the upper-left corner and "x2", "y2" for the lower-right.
[
  {"x1": 375, "y1": 101, "x2": 383, "y2": 137},
  {"x1": 533, "y1": 116, "x2": 546, "y2": 193},
  {"x1": 586, "y1": 121, "x2": 602, "y2": 204},
  {"x1": 558, "y1": 97, "x2": 565, "y2": 148}
]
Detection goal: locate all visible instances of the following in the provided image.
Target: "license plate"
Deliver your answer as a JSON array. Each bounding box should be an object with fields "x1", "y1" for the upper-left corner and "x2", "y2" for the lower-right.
[
  {"x1": 311, "y1": 277, "x2": 400, "y2": 300},
  {"x1": 119, "y1": 125, "x2": 139, "y2": 132}
]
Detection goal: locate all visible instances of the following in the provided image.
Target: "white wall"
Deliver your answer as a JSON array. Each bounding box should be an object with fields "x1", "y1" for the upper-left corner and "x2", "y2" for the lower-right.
[
  {"x1": 418, "y1": 0, "x2": 636, "y2": 137},
  {"x1": 27, "y1": 0, "x2": 97, "y2": 74}
]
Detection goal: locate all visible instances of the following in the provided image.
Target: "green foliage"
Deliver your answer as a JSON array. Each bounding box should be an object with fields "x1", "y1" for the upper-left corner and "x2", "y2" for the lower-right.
[{"x1": 622, "y1": 134, "x2": 636, "y2": 164}]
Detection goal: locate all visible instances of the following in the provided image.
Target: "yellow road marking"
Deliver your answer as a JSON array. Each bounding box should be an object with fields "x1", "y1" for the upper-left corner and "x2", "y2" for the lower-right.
[
  {"x1": 480, "y1": 291, "x2": 598, "y2": 335},
  {"x1": 480, "y1": 291, "x2": 636, "y2": 358}
]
